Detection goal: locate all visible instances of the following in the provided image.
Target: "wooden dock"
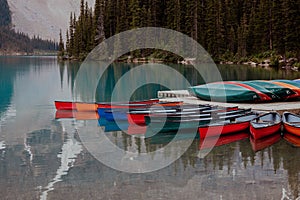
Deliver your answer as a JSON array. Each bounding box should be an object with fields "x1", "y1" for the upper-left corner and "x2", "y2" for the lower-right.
[{"x1": 158, "y1": 90, "x2": 300, "y2": 114}]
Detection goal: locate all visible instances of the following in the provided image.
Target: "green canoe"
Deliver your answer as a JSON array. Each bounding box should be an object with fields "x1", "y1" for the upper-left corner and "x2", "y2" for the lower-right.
[
  {"x1": 246, "y1": 80, "x2": 295, "y2": 100},
  {"x1": 241, "y1": 81, "x2": 280, "y2": 100},
  {"x1": 272, "y1": 79, "x2": 300, "y2": 88},
  {"x1": 189, "y1": 82, "x2": 261, "y2": 102}
]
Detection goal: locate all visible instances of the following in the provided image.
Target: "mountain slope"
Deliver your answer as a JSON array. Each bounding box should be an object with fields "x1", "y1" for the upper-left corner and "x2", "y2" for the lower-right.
[{"x1": 7, "y1": 0, "x2": 94, "y2": 40}]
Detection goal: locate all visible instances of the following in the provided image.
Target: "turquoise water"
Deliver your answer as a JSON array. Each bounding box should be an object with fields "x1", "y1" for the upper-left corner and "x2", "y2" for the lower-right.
[{"x1": 1, "y1": 56, "x2": 300, "y2": 199}]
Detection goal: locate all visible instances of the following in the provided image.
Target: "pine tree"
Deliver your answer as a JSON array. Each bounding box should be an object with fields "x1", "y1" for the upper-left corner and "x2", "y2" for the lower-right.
[
  {"x1": 66, "y1": 29, "x2": 70, "y2": 54},
  {"x1": 58, "y1": 29, "x2": 64, "y2": 57},
  {"x1": 95, "y1": 6, "x2": 105, "y2": 46}
]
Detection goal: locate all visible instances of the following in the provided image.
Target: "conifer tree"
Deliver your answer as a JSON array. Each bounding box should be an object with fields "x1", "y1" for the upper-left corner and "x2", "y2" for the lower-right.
[
  {"x1": 58, "y1": 29, "x2": 64, "y2": 57},
  {"x1": 66, "y1": 30, "x2": 70, "y2": 54}
]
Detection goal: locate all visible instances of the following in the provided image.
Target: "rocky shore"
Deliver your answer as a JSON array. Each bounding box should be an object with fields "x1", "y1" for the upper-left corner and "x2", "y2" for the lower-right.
[{"x1": 220, "y1": 57, "x2": 299, "y2": 71}]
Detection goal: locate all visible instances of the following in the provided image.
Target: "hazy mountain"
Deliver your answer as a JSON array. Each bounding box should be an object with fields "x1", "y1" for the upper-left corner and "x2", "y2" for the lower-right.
[{"x1": 7, "y1": 0, "x2": 94, "y2": 41}]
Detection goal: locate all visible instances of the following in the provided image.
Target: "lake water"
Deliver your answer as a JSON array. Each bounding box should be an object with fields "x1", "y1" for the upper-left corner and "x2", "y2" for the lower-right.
[{"x1": 1, "y1": 56, "x2": 300, "y2": 199}]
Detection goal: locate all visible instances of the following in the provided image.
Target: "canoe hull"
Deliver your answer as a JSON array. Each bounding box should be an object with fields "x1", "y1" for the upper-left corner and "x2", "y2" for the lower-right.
[
  {"x1": 271, "y1": 81, "x2": 300, "y2": 99},
  {"x1": 189, "y1": 82, "x2": 261, "y2": 103},
  {"x1": 105, "y1": 111, "x2": 128, "y2": 121},
  {"x1": 283, "y1": 123, "x2": 300, "y2": 136},
  {"x1": 250, "y1": 124, "x2": 281, "y2": 140},
  {"x1": 198, "y1": 121, "x2": 250, "y2": 139},
  {"x1": 128, "y1": 113, "x2": 149, "y2": 125},
  {"x1": 76, "y1": 102, "x2": 98, "y2": 112},
  {"x1": 55, "y1": 101, "x2": 76, "y2": 110},
  {"x1": 247, "y1": 80, "x2": 294, "y2": 100},
  {"x1": 250, "y1": 112, "x2": 282, "y2": 140},
  {"x1": 282, "y1": 112, "x2": 300, "y2": 137}
]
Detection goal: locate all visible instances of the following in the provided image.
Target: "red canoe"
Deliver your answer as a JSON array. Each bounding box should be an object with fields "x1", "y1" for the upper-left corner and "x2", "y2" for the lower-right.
[
  {"x1": 250, "y1": 133, "x2": 281, "y2": 152},
  {"x1": 55, "y1": 101, "x2": 76, "y2": 110},
  {"x1": 97, "y1": 99, "x2": 160, "y2": 109},
  {"x1": 55, "y1": 99, "x2": 159, "y2": 111},
  {"x1": 282, "y1": 112, "x2": 300, "y2": 136},
  {"x1": 127, "y1": 105, "x2": 238, "y2": 126},
  {"x1": 250, "y1": 112, "x2": 281, "y2": 140},
  {"x1": 127, "y1": 104, "x2": 212, "y2": 125},
  {"x1": 198, "y1": 113, "x2": 257, "y2": 139}
]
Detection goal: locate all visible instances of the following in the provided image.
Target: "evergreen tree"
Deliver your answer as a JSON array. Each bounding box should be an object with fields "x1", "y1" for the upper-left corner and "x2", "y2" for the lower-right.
[
  {"x1": 60, "y1": 0, "x2": 300, "y2": 62},
  {"x1": 66, "y1": 30, "x2": 70, "y2": 54},
  {"x1": 58, "y1": 29, "x2": 64, "y2": 57}
]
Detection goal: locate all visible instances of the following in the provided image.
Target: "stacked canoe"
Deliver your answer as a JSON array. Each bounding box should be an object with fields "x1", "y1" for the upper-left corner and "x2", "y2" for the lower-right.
[
  {"x1": 189, "y1": 79, "x2": 300, "y2": 103},
  {"x1": 54, "y1": 99, "x2": 300, "y2": 149}
]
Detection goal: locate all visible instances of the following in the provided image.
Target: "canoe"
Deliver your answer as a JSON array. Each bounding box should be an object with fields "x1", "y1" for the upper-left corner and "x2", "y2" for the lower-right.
[
  {"x1": 76, "y1": 102, "x2": 98, "y2": 112},
  {"x1": 271, "y1": 80, "x2": 300, "y2": 99},
  {"x1": 55, "y1": 99, "x2": 159, "y2": 111},
  {"x1": 283, "y1": 133, "x2": 300, "y2": 147},
  {"x1": 249, "y1": 112, "x2": 281, "y2": 140},
  {"x1": 222, "y1": 81, "x2": 273, "y2": 101},
  {"x1": 250, "y1": 133, "x2": 281, "y2": 152},
  {"x1": 104, "y1": 110, "x2": 128, "y2": 121},
  {"x1": 246, "y1": 80, "x2": 295, "y2": 100},
  {"x1": 128, "y1": 105, "x2": 215, "y2": 125},
  {"x1": 189, "y1": 82, "x2": 262, "y2": 102},
  {"x1": 146, "y1": 111, "x2": 253, "y2": 135},
  {"x1": 282, "y1": 112, "x2": 300, "y2": 136},
  {"x1": 55, "y1": 101, "x2": 76, "y2": 110},
  {"x1": 148, "y1": 108, "x2": 251, "y2": 122},
  {"x1": 241, "y1": 81, "x2": 280, "y2": 101},
  {"x1": 199, "y1": 132, "x2": 249, "y2": 150},
  {"x1": 294, "y1": 79, "x2": 300, "y2": 84},
  {"x1": 273, "y1": 79, "x2": 300, "y2": 88},
  {"x1": 198, "y1": 113, "x2": 258, "y2": 138},
  {"x1": 97, "y1": 101, "x2": 183, "y2": 118},
  {"x1": 97, "y1": 99, "x2": 163, "y2": 109}
]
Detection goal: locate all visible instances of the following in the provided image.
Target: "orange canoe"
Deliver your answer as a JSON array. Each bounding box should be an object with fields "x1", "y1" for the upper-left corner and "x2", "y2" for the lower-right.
[
  {"x1": 76, "y1": 102, "x2": 98, "y2": 112},
  {"x1": 282, "y1": 112, "x2": 300, "y2": 137}
]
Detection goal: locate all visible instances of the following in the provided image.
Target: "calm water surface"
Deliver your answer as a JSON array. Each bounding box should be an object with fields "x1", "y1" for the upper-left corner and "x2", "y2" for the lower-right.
[{"x1": 1, "y1": 56, "x2": 300, "y2": 199}]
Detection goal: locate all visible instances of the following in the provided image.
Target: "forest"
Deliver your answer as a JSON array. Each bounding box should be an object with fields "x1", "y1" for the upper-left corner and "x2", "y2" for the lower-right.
[
  {"x1": 0, "y1": 0, "x2": 58, "y2": 54},
  {"x1": 62, "y1": 0, "x2": 299, "y2": 64}
]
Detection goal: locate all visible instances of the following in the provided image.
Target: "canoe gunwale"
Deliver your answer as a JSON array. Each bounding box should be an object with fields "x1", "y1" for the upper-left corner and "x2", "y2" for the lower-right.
[{"x1": 250, "y1": 112, "x2": 281, "y2": 129}]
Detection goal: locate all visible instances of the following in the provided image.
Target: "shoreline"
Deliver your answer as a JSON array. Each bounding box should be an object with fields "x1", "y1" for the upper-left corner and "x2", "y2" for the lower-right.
[
  {"x1": 58, "y1": 53, "x2": 299, "y2": 71},
  {"x1": 0, "y1": 50, "x2": 58, "y2": 56}
]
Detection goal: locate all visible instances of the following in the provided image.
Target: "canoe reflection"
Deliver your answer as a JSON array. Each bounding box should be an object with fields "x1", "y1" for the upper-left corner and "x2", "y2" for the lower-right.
[
  {"x1": 250, "y1": 133, "x2": 281, "y2": 152},
  {"x1": 199, "y1": 132, "x2": 249, "y2": 150},
  {"x1": 283, "y1": 133, "x2": 300, "y2": 147},
  {"x1": 55, "y1": 110, "x2": 99, "y2": 120}
]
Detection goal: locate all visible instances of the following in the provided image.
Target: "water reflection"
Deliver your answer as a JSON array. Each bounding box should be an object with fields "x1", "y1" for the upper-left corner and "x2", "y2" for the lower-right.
[
  {"x1": 1, "y1": 57, "x2": 300, "y2": 199},
  {"x1": 61, "y1": 61, "x2": 300, "y2": 102}
]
